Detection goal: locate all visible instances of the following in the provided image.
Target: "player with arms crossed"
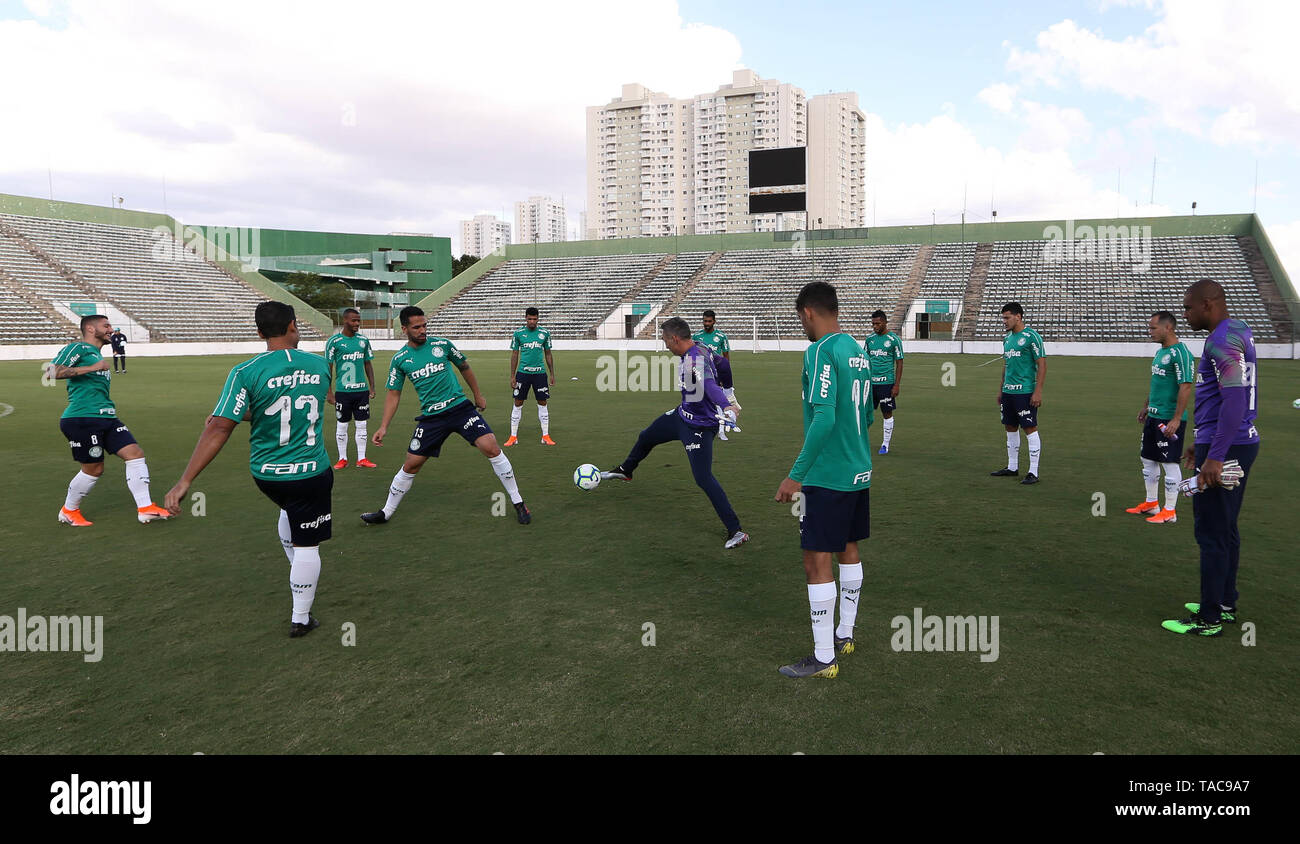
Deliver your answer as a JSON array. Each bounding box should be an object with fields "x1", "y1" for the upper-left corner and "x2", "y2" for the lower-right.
[
  {"x1": 601, "y1": 317, "x2": 747, "y2": 549},
  {"x1": 989, "y1": 302, "x2": 1046, "y2": 484},
  {"x1": 361, "y1": 306, "x2": 531, "y2": 525},
  {"x1": 864, "y1": 310, "x2": 903, "y2": 454},
  {"x1": 775, "y1": 282, "x2": 873, "y2": 679},
  {"x1": 50, "y1": 314, "x2": 171, "y2": 526},
  {"x1": 1126, "y1": 311, "x2": 1194, "y2": 524},
  {"x1": 1162, "y1": 279, "x2": 1261, "y2": 637},
  {"x1": 504, "y1": 307, "x2": 556, "y2": 447},
  {"x1": 164, "y1": 302, "x2": 331, "y2": 638},
  {"x1": 325, "y1": 307, "x2": 377, "y2": 469}
]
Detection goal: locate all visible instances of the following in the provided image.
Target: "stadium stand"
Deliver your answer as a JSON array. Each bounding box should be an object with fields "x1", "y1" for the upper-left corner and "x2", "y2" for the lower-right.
[
  {"x1": 919, "y1": 242, "x2": 977, "y2": 299},
  {"x1": 0, "y1": 213, "x2": 324, "y2": 343}
]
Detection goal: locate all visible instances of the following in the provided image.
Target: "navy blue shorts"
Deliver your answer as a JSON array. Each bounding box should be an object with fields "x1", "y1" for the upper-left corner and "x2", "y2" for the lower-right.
[
  {"x1": 254, "y1": 469, "x2": 333, "y2": 545},
  {"x1": 1141, "y1": 417, "x2": 1185, "y2": 463},
  {"x1": 408, "y1": 400, "x2": 493, "y2": 458},
  {"x1": 1000, "y1": 392, "x2": 1038, "y2": 428},
  {"x1": 334, "y1": 390, "x2": 371, "y2": 423},
  {"x1": 799, "y1": 485, "x2": 870, "y2": 552},
  {"x1": 513, "y1": 371, "x2": 549, "y2": 402},
  {"x1": 59, "y1": 416, "x2": 137, "y2": 463},
  {"x1": 871, "y1": 382, "x2": 897, "y2": 412}
]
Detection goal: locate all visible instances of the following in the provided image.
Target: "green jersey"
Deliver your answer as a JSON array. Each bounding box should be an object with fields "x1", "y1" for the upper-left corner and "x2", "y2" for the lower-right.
[
  {"x1": 1147, "y1": 341, "x2": 1195, "y2": 420},
  {"x1": 510, "y1": 326, "x2": 551, "y2": 374},
  {"x1": 52, "y1": 341, "x2": 115, "y2": 419},
  {"x1": 324, "y1": 331, "x2": 373, "y2": 392},
  {"x1": 212, "y1": 348, "x2": 331, "y2": 481},
  {"x1": 387, "y1": 337, "x2": 469, "y2": 415},
  {"x1": 794, "y1": 332, "x2": 873, "y2": 491},
  {"x1": 692, "y1": 329, "x2": 729, "y2": 356},
  {"x1": 863, "y1": 331, "x2": 903, "y2": 384},
  {"x1": 1002, "y1": 328, "x2": 1045, "y2": 393}
]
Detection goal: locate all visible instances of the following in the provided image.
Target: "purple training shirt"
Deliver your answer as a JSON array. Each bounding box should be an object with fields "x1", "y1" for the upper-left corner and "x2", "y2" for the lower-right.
[
  {"x1": 1194, "y1": 318, "x2": 1260, "y2": 461},
  {"x1": 676, "y1": 343, "x2": 730, "y2": 428}
]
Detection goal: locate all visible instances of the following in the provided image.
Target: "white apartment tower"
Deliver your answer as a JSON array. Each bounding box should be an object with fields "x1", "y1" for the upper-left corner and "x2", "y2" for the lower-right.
[
  {"x1": 586, "y1": 84, "x2": 694, "y2": 240},
  {"x1": 586, "y1": 71, "x2": 863, "y2": 238},
  {"x1": 515, "y1": 196, "x2": 568, "y2": 244},
  {"x1": 693, "y1": 69, "x2": 806, "y2": 234},
  {"x1": 807, "y1": 92, "x2": 866, "y2": 229},
  {"x1": 459, "y1": 214, "x2": 512, "y2": 258}
]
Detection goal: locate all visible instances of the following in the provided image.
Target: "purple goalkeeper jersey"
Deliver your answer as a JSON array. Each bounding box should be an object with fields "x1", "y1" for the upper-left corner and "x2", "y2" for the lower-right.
[
  {"x1": 1194, "y1": 318, "x2": 1260, "y2": 461},
  {"x1": 676, "y1": 343, "x2": 730, "y2": 428}
]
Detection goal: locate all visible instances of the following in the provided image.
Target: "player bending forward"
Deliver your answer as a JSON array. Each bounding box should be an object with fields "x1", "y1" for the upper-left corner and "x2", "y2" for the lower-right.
[
  {"x1": 775, "y1": 282, "x2": 873, "y2": 679},
  {"x1": 165, "y1": 302, "x2": 332, "y2": 638},
  {"x1": 361, "y1": 306, "x2": 531, "y2": 525}
]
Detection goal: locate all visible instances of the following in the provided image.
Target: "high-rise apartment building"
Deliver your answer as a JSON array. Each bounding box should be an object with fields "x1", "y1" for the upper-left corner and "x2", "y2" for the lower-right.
[
  {"x1": 459, "y1": 214, "x2": 511, "y2": 257},
  {"x1": 807, "y1": 92, "x2": 866, "y2": 230},
  {"x1": 515, "y1": 196, "x2": 567, "y2": 244},
  {"x1": 586, "y1": 84, "x2": 694, "y2": 240},
  {"x1": 586, "y1": 71, "x2": 865, "y2": 239}
]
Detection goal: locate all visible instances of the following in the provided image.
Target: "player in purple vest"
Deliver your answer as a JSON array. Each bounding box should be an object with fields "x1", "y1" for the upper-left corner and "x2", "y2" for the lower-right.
[{"x1": 1162, "y1": 279, "x2": 1261, "y2": 637}]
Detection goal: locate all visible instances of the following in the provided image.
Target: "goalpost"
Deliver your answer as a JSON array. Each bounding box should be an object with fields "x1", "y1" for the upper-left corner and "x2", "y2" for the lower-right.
[{"x1": 751, "y1": 316, "x2": 763, "y2": 353}]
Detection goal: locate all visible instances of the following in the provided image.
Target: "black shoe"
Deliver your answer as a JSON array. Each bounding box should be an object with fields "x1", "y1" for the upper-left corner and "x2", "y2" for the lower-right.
[
  {"x1": 1020, "y1": 473, "x2": 1039, "y2": 485},
  {"x1": 360, "y1": 510, "x2": 388, "y2": 524},
  {"x1": 290, "y1": 615, "x2": 320, "y2": 638},
  {"x1": 990, "y1": 468, "x2": 1019, "y2": 477},
  {"x1": 600, "y1": 464, "x2": 631, "y2": 481},
  {"x1": 515, "y1": 502, "x2": 531, "y2": 525}
]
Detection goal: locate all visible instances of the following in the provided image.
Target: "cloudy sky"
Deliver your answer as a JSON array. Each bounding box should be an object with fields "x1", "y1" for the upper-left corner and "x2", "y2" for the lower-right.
[{"x1": 0, "y1": 0, "x2": 1296, "y2": 279}]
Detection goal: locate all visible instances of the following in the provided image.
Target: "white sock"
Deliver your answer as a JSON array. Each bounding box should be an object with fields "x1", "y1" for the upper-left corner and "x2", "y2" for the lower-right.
[
  {"x1": 1006, "y1": 431, "x2": 1020, "y2": 471},
  {"x1": 383, "y1": 469, "x2": 416, "y2": 519},
  {"x1": 354, "y1": 420, "x2": 368, "y2": 461},
  {"x1": 1027, "y1": 431, "x2": 1041, "y2": 475},
  {"x1": 836, "y1": 562, "x2": 863, "y2": 639},
  {"x1": 1141, "y1": 458, "x2": 1160, "y2": 502},
  {"x1": 336, "y1": 424, "x2": 349, "y2": 461},
  {"x1": 289, "y1": 545, "x2": 321, "y2": 624},
  {"x1": 1163, "y1": 462, "x2": 1182, "y2": 511},
  {"x1": 277, "y1": 510, "x2": 294, "y2": 564},
  {"x1": 64, "y1": 470, "x2": 99, "y2": 510},
  {"x1": 808, "y1": 581, "x2": 837, "y2": 664},
  {"x1": 124, "y1": 457, "x2": 152, "y2": 508},
  {"x1": 489, "y1": 453, "x2": 522, "y2": 504},
  {"x1": 882, "y1": 417, "x2": 895, "y2": 447},
  {"x1": 538, "y1": 405, "x2": 550, "y2": 436},
  {"x1": 510, "y1": 405, "x2": 522, "y2": 437}
]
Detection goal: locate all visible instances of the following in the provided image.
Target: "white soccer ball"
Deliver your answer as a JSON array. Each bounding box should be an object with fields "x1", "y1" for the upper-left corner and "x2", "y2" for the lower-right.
[
  {"x1": 573, "y1": 463, "x2": 601, "y2": 491},
  {"x1": 1293, "y1": 398, "x2": 1300, "y2": 409}
]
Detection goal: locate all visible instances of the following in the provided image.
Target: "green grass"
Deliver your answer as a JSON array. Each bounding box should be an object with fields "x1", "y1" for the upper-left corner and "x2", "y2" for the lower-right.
[{"x1": 1, "y1": 350, "x2": 1297, "y2": 754}]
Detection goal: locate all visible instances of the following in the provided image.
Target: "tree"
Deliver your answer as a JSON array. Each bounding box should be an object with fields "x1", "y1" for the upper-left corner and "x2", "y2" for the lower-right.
[
  {"x1": 282, "y1": 272, "x2": 353, "y2": 314},
  {"x1": 452, "y1": 254, "x2": 481, "y2": 276}
]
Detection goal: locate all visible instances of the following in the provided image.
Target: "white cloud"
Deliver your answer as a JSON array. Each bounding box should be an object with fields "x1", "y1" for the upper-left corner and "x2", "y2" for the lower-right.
[
  {"x1": 1005, "y1": 1, "x2": 1300, "y2": 150},
  {"x1": 0, "y1": 0, "x2": 742, "y2": 246},
  {"x1": 976, "y1": 83, "x2": 1017, "y2": 114}
]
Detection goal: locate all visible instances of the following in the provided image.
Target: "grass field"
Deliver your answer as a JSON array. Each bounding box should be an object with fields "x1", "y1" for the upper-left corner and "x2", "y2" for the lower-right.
[{"x1": 1, "y1": 349, "x2": 1297, "y2": 755}]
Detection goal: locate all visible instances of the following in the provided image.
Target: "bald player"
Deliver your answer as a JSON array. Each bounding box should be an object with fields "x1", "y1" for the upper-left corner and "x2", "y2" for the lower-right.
[{"x1": 1161, "y1": 279, "x2": 1261, "y2": 637}]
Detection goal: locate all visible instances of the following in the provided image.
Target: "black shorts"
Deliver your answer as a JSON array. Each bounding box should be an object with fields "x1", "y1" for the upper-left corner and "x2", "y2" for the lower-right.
[
  {"x1": 1141, "y1": 417, "x2": 1186, "y2": 463},
  {"x1": 408, "y1": 400, "x2": 494, "y2": 458},
  {"x1": 513, "y1": 371, "x2": 549, "y2": 402},
  {"x1": 871, "y1": 382, "x2": 897, "y2": 412},
  {"x1": 254, "y1": 469, "x2": 334, "y2": 546},
  {"x1": 334, "y1": 390, "x2": 371, "y2": 423},
  {"x1": 59, "y1": 416, "x2": 137, "y2": 463},
  {"x1": 799, "y1": 486, "x2": 870, "y2": 552},
  {"x1": 1000, "y1": 392, "x2": 1038, "y2": 428},
  {"x1": 110, "y1": 347, "x2": 126, "y2": 357}
]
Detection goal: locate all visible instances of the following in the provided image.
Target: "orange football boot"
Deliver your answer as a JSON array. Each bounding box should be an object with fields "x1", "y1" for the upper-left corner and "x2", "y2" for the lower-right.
[
  {"x1": 541, "y1": 435, "x2": 557, "y2": 445},
  {"x1": 356, "y1": 459, "x2": 378, "y2": 468},
  {"x1": 1125, "y1": 500, "x2": 1160, "y2": 515},
  {"x1": 58, "y1": 507, "x2": 93, "y2": 527},
  {"x1": 1145, "y1": 509, "x2": 1177, "y2": 524},
  {"x1": 137, "y1": 503, "x2": 173, "y2": 523},
  {"x1": 503, "y1": 436, "x2": 518, "y2": 447}
]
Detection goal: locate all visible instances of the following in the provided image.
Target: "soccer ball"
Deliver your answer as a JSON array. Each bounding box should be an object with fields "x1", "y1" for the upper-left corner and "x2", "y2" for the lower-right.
[
  {"x1": 1293, "y1": 398, "x2": 1300, "y2": 409},
  {"x1": 573, "y1": 463, "x2": 601, "y2": 491}
]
